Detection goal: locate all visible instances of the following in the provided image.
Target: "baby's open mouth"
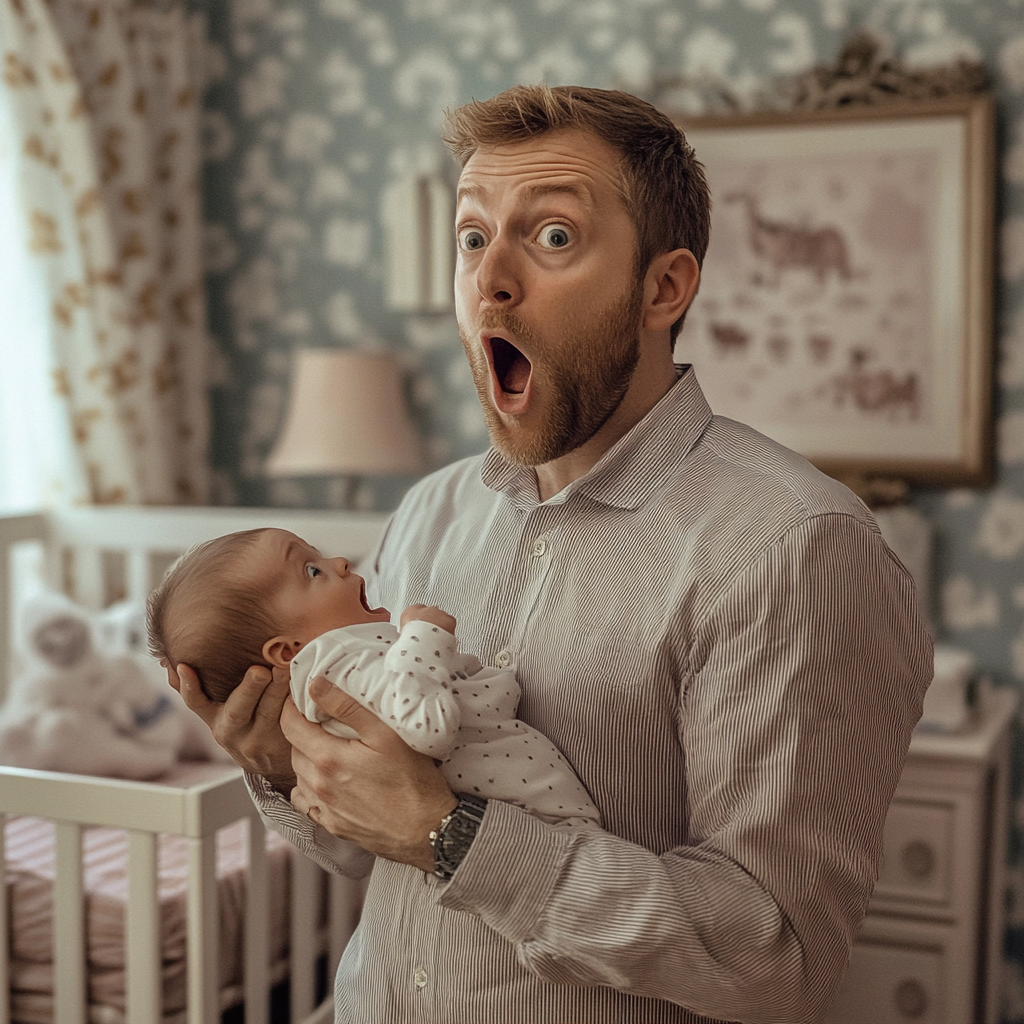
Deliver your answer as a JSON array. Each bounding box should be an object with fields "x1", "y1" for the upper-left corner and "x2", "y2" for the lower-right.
[
  {"x1": 491, "y1": 337, "x2": 532, "y2": 395},
  {"x1": 359, "y1": 581, "x2": 374, "y2": 613}
]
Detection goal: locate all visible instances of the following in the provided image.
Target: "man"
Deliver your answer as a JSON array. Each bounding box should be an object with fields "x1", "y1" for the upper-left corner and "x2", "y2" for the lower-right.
[{"x1": 175, "y1": 85, "x2": 932, "y2": 1023}]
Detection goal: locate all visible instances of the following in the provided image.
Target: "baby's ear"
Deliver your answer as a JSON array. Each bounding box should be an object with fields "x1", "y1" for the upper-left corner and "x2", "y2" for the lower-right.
[{"x1": 262, "y1": 636, "x2": 301, "y2": 667}]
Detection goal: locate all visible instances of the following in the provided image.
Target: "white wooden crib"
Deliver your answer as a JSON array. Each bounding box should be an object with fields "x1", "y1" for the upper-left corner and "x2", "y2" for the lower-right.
[{"x1": 0, "y1": 505, "x2": 390, "y2": 1024}]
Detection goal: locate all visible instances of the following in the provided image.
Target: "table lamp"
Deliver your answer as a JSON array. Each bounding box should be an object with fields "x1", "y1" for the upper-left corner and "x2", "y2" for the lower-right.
[{"x1": 265, "y1": 348, "x2": 424, "y2": 507}]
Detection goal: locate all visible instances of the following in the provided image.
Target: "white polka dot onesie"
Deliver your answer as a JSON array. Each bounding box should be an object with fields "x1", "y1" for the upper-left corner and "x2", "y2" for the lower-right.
[{"x1": 290, "y1": 620, "x2": 600, "y2": 826}]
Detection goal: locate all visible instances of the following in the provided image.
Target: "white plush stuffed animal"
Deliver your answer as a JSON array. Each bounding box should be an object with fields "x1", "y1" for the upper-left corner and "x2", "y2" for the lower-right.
[{"x1": 0, "y1": 592, "x2": 227, "y2": 779}]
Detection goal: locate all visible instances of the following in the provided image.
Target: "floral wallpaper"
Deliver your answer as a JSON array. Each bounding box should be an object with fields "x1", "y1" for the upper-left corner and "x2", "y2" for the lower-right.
[{"x1": 195, "y1": 0, "x2": 1024, "y2": 1013}]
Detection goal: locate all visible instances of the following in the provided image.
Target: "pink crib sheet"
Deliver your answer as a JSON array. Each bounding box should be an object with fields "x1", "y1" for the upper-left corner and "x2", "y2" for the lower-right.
[{"x1": 4, "y1": 812, "x2": 302, "y2": 1024}]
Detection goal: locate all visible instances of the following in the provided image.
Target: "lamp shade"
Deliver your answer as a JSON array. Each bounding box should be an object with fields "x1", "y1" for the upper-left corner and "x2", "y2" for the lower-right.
[{"x1": 265, "y1": 349, "x2": 423, "y2": 477}]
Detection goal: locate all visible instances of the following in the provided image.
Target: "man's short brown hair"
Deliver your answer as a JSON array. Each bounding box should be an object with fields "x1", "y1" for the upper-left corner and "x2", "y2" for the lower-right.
[
  {"x1": 147, "y1": 530, "x2": 280, "y2": 703},
  {"x1": 442, "y1": 84, "x2": 711, "y2": 341}
]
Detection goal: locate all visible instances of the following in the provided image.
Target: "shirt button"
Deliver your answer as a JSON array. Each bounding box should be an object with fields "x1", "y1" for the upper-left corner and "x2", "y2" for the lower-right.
[
  {"x1": 414, "y1": 967, "x2": 428, "y2": 989},
  {"x1": 495, "y1": 649, "x2": 513, "y2": 669},
  {"x1": 531, "y1": 536, "x2": 548, "y2": 557}
]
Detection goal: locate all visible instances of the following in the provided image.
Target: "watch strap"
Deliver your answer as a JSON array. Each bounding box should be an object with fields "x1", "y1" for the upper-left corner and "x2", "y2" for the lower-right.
[{"x1": 429, "y1": 793, "x2": 487, "y2": 880}]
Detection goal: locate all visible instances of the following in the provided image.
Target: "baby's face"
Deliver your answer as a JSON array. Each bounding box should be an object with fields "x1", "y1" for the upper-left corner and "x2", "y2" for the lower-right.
[{"x1": 256, "y1": 529, "x2": 390, "y2": 645}]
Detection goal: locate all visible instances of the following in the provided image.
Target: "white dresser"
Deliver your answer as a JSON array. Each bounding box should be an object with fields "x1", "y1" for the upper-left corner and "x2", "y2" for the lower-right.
[{"x1": 827, "y1": 687, "x2": 1018, "y2": 1024}]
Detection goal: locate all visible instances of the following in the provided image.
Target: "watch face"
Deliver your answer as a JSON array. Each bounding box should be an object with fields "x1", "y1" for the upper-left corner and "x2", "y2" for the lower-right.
[{"x1": 444, "y1": 813, "x2": 478, "y2": 850}]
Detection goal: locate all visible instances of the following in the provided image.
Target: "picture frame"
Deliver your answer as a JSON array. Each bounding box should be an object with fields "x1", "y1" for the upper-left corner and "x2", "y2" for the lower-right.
[{"x1": 675, "y1": 95, "x2": 995, "y2": 489}]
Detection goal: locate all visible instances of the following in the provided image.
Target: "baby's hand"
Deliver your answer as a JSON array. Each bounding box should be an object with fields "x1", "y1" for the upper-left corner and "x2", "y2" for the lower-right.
[{"x1": 401, "y1": 604, "x2": 456, "y2": 634}]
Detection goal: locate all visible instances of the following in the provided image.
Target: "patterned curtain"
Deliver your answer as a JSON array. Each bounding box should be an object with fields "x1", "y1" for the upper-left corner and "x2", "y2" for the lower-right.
[{"x1": 0, "y1": 0, "x2": 209, "y2": 505}]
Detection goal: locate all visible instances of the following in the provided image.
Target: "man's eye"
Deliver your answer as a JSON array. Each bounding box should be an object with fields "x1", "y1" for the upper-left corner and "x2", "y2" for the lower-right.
[
  {"x1": 458, "y1": 228, "x2": 486, "y2": 251},
  {"x1": 538, "y1": 224, "x2": 571, "y2": 249},
  {"x1": 305, "y1": 564, "x2": 322, "y2": 579}
]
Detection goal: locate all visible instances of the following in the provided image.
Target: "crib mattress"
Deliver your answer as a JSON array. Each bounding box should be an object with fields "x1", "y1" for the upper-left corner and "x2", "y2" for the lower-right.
[{"x1": 4, "y1": 810, "x2": 298, "y2": 1024}]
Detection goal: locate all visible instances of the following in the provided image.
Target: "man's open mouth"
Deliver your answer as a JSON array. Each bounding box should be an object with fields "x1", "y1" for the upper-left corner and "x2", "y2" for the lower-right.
[{"x1": 490, "y1": 337, "x2": 532, "y2": 395}]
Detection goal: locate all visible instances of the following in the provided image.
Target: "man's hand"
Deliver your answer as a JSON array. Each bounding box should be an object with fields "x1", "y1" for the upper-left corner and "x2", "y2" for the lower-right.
[
  {"x1": 400, "y1": 603, "x2": 457, "y2": 634},
  {"x1": 283, "y1": 676, "x2": 458, "y2": 872},
  {"x1": 169, "y1": 662, "x2": 296, "y2": 794}
]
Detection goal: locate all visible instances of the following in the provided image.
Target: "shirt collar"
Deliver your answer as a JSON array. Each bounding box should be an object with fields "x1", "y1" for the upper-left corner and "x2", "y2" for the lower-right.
[{"x1": 480, "y1": 365, "x2": 713, "y2": 511}]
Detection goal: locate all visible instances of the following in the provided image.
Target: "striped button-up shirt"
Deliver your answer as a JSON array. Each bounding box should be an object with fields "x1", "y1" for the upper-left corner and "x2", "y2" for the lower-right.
[{"x1": 249, "y1": 367, "x2": 932, "y2": 1024}]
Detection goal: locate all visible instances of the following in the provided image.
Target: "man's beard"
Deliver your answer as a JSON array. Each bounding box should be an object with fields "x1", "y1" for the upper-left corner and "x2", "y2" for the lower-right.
[{"x1": 459, "y1": 284, "x2": 644, "y2": 468}]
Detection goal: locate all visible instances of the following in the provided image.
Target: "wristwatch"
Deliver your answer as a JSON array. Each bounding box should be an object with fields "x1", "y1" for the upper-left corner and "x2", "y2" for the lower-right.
[{"x1": 429, "y1": 793, "x2": 488, "y2": 880}]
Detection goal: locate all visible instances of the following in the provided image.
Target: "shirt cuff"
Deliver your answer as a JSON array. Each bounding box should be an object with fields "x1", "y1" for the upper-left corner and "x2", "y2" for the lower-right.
[
  {"x1": 245, "y1": 769, "x2": 291, "y2": 808},
  {"x1": 436, "y1": 798, "x2": 575, "y2": 944},
  {"x1": 397, "y1": 618, "x2": 460, "y2": 659},
  {"x1": 244, "y1": 771, "x2": 375, "y2": 879}
]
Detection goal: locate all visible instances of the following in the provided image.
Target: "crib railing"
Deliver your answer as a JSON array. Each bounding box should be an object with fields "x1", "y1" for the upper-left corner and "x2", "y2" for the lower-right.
[
  {"x1": 2, "y1": 764, "x2": 259, "y2": 1024},
  {"x1": 0, "y1": 762, "x2": 367, "y2": 1024},
  {"x1": 0, "y1": 505, "x2": 390, "y2": 1023}
]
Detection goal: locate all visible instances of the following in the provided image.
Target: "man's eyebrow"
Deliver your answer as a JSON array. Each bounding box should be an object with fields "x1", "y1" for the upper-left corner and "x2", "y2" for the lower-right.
[
  {"x1": 520, "y1": 181, "x2": 594, "y2": 206},
  {"x1": 456, "y1": 182, "x2": 483, "y2": 205},
  {"x1": 456, "y1": 181, "x2": 594, "y2": 207}
]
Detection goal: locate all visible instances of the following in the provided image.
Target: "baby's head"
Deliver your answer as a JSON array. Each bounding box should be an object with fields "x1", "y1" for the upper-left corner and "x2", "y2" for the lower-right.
[{"x1": 147, "y1": 528, "x2": 389, "y2": 702}]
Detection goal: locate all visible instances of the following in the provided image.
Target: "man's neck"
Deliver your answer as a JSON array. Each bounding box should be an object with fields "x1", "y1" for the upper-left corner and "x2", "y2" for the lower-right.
[{"x1": 533, "y1": 357, "x2": 679, "y2": 502}]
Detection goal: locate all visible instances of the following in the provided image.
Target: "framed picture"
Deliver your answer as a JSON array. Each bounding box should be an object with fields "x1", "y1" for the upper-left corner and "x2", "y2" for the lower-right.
[{"x1": 676, "y1": 95, "x2": 995, "y2": 488}]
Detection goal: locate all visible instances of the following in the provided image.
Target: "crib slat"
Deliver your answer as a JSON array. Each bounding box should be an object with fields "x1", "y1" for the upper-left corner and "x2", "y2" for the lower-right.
[
  {"x1": 126, "y1": 548, "x2": 154, "y2": 603},
  {"x1": 187, "y1": 834, "x2": 219, "y2": 1024},
  {"x1": 244, "y1": 818, "x2": 270, "y2": 1024},
  {"x1": 70, "y1": 544, "x2": 105, "y2": 609},
  {"x1": 53, "y1": 821, "x2": 87, "y2": 1024},
  {"x1": 1, "y1": 816, "x2": 9, "y2": 1024},
  {"x1": 290, "y1": 848, "x2": 321, "y2": 1022},
  {"x1": 126, "y1": 830, "x2": 161, "y2": 1024},
  {"x1": 0, "y1": 513, "x2": 46, "y2": 704}
]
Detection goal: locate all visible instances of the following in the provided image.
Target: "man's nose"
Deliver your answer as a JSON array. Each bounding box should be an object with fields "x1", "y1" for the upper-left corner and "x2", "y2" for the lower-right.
[{"x1": 475, "y1": 237, "x2": 520, "y2": 306}]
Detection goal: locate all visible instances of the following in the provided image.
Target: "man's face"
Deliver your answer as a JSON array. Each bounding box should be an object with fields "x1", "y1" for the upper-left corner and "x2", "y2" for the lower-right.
[{"x1": 454, "y1": 129, "x2": 644, "y2": 467}]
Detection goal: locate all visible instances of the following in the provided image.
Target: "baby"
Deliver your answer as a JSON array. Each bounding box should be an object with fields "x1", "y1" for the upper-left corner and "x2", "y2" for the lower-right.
[{"x1": 147, "y1": 528, "x2": 599, "y2": 826}]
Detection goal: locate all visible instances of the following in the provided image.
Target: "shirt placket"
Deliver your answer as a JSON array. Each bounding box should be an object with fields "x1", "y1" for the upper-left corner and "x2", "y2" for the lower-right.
[
  {"x1": 490, "y1": 505, "x2": 561, "y2": 672},
  {"x1": 408, "y1": 873, "x2": 445, "y2": 1022}
]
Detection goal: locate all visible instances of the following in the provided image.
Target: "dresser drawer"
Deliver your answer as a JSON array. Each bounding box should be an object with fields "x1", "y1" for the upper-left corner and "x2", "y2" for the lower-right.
[
  {"x1": 827, "y1": 937, "x2": 946, "y2": 1023},
  {"x1": 875, "y1": 798, "x2": 955, "y2": 908},
  {"x1": 871, "y1": 779, "x2": 983, "y2": 923},
  {"x1": 827, "y1": 910, "x2": 977, "y2": 1023}
]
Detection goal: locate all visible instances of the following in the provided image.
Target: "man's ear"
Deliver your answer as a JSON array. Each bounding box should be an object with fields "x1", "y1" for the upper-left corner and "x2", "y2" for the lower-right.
[
  {"x1": 262, "y1": 636, "x2": 302, "y2": 667},
  {"x1": 641, "y1": 248, "x2": 700, "y2": 333}
]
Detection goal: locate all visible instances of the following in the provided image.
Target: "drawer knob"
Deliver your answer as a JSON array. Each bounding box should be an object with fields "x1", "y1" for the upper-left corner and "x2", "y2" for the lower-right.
[
  {"x1": 894, "y1": 978, "x2": 929, "y2": 1018},
  {"x1": 900, "y1": 839, "x2": 936, "y2": 879}
]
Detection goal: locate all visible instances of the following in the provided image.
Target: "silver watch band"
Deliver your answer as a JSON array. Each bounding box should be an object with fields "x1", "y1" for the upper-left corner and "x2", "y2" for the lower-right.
[{"x1": 429, "y1": 793, "x2": 488, "y2": 880}]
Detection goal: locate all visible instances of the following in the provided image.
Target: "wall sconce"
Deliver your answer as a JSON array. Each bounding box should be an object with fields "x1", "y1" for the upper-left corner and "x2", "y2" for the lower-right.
[
  {"x1": 265, "y1": 349, "x2": 424, "y2": 507},
  {"x1": 381, "y1": 174, "x2": 453, "y2": 312}
]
